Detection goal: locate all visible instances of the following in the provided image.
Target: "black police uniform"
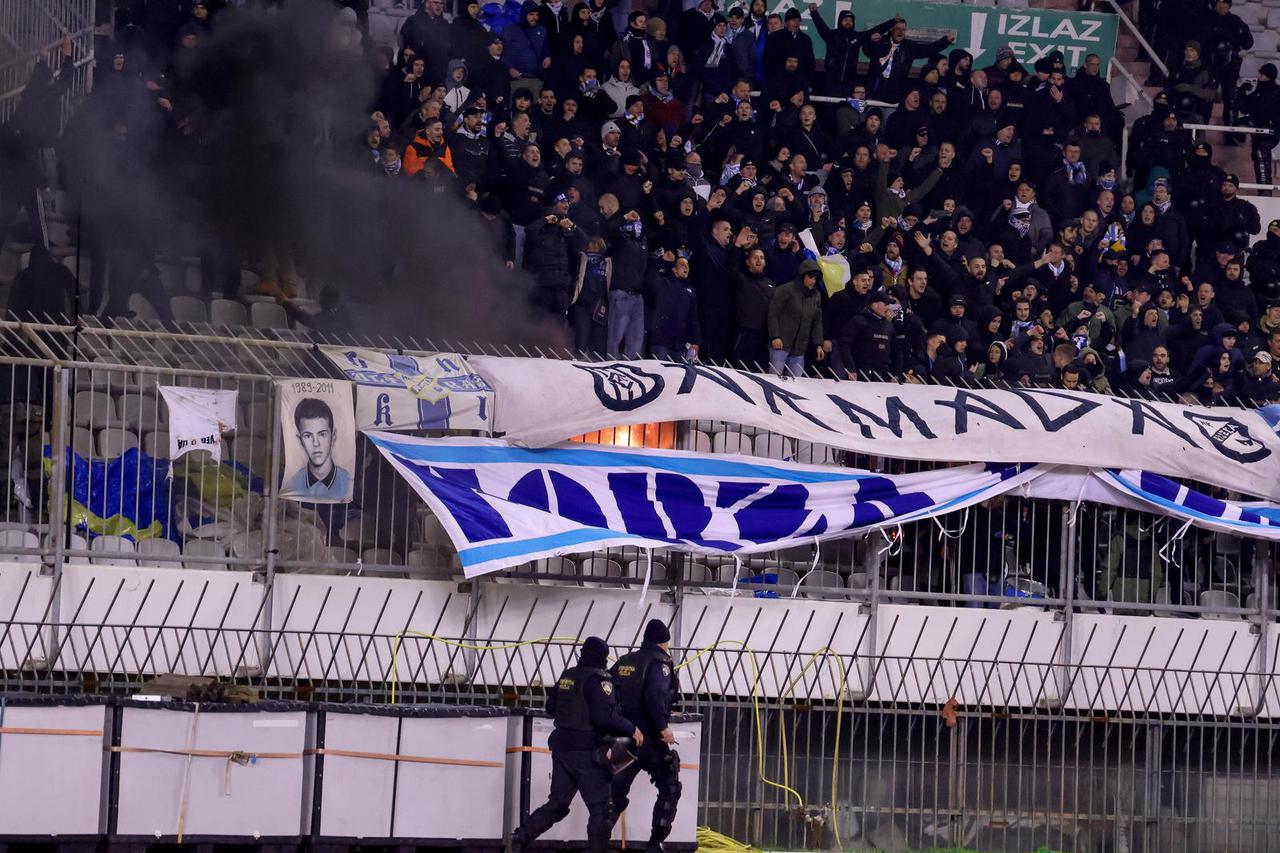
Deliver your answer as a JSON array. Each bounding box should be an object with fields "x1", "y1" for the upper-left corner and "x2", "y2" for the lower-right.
[
  {"x1": 513, "y1": 653, "x2": 637, "y2": 853},
  {"x1": 610, "y1": 643, "x2": 682, "y2": 850}
]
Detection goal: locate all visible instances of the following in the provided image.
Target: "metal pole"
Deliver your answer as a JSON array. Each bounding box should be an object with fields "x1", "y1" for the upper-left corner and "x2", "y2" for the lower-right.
[
  {"x1": 43, "y1": 365, "x2": 72, "y2": 669},
  {"x1": 258, "y1": 380, "x2": 284, "y2": 674},
  {"x1": 1055, "y1": 504, "x2": 1076, "y2": 707}
]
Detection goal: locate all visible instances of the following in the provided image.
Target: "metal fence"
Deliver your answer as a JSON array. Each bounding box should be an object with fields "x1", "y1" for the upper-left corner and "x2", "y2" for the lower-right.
[{"x1": 0, "y1": 317, "x2": 1274, "y2": 618}]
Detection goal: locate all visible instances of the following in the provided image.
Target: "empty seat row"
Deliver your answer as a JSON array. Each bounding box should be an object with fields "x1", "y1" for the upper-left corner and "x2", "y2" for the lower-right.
[
  {"x1": 4, "y1": 533, "x2": 229, "y2": 569},
  {"x1": 682, "y1": 430, "x2": 839, "y2": 465},
  {"x1": 70, "y1": 390, "x2": 272, "y2": 435}
]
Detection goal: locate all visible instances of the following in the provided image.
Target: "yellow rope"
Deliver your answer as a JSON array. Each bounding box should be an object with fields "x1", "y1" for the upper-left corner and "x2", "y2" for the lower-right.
[
  {"x1": 695, "y1": 825, "x2": 759, "y2": 853},
  {"x1": 387, "y1": 631, "x2": 849, "y2": 849}
]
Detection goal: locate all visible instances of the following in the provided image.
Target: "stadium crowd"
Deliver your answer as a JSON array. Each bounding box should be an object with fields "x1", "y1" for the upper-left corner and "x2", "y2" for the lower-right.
[{"x1": 5, "y1": 0, "x2": 1280, "y2": 406}]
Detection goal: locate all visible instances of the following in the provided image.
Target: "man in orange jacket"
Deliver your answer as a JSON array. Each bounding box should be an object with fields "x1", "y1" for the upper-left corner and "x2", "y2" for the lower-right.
[{"x1": 403, "y1": 117, "x2": 456, "y2": 176}]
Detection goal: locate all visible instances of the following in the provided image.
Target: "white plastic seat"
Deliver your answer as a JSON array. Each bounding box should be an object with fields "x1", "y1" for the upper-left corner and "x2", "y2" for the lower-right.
[
  {"x1": 848, "y1": 572, "x2": 871, "y2": 591},
  {"x1": 532, "y1": 556, "x2": 578, "y2": 585},
  {"x1": 794, "y1": 441, "x2": 838, "y2": 466},
  {"x1": 681, "y1": 430, "x2": 712, "y2": 453},
  {"x1": 0, "y1": 529, "x2": 40, "y2": 562},
  {"x1": 137, "y1": 538, "x2": 182, "y2": 568},
  {"x1": 362, "y1": 548, "x2": 403, "y2": 566},
  {"x1": 580, "y1": 556, "x2": 623, "y2": 588},
  {"x1": 210, "y1": 298, "x2": 248, "y2": 327},
  {"x1": 623, "y1": 559, "x2": 668, "y2": 587},
  {"x1": 711, "y1": 431, "x2": 752, "y2": 455},
  {"x1": 801, "y1": 569, "x2": 847, "y2": 599},
  {"x1": 96, "y1": 427, "x2": 139, "y2": 458},
  {"x1": 773, "y1": 567, "x2": 800, "y2": 590},
  {"x1": 142, "y1": 431, "x2": 170, "y2": 459},
  {"x1": 752, "y1": 434, "x2": 793, "y2": 461},
  {"x1": 1200, "y1": 590, "x2": 1241, "y2": 619},
  {"x1": 90, "y1": 534, "x2": 138, "y2": 566},
  {"x1": 683, "y1": 561, "x2": 712, "y2": 591},
  {"x1": 128, "y1": 293, "x2": 161, "y2": 321},
  {"x1": 250, "y1": 301, "x2": 290, "y2": 330},
  {"x1": 182, "y1": 538, "x2": 227, "y2": 569},
  {"x1": 169, "y1": 295, "x2": 208, "y2": 324},
  {"x1": 64, "y1": 532, "x2": 90, "y2": 563},
  {"x1": 117, "y1": 393, "x2": 162, "y2": 431},
  {"x1": 71, "y1": 426, "x2": 95, "y2": 457},
  {"x1": 73, "y1": 390, "x2": 118, "y2": 428}
]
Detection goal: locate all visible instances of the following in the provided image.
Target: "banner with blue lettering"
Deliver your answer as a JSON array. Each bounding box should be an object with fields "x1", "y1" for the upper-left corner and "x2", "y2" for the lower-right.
[
  {"x1": 323, "y1": 348, "x2": 494, "y2": 433},
  {"x1": 468, "y1": 357, "x2": 1280, "y2": 502},
  {"x1": 364, "y1": 433, "x2": 1042, "y2": 578}
]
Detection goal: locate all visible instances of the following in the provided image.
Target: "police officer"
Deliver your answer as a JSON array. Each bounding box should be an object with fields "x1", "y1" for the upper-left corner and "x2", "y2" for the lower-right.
[
  {"x1": 610, "y1": 619, "x2": 681, "y2": 853},
  {"x1": 512, "y1": 637, "x2": 643, "y2": 853}
]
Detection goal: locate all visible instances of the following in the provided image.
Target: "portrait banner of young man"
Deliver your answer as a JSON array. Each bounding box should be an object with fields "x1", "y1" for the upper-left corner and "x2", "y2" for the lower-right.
[{"x1": 276, "y1": 379, "x2": 357, "y2": 504}]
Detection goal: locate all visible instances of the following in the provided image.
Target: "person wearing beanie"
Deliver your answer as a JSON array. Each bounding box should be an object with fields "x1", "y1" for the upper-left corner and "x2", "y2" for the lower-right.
[
  {"x1": 1242, "y1": 61, "x2": 1280, "y2": 183},
  {"x1": 511, "y1": 636, "x2": 642, "y2": 853},
  {"x1": 762, "y1": 1, "x2": 815, "y2": 82},
  {"x1": 1163, "y1": 39, "x2": 1215, "y2": 123},
  {"x1": 610, "y1": 619, "x2": 681, "y2": 853}
]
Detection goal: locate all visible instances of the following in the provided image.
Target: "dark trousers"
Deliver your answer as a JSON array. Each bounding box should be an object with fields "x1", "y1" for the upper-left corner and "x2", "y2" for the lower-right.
[
  {"x1": 612, "y1": 741, "x2": 682, "y2": 846},
  {"x1": 517, "y1": 749, "x2": 615, "y2": 853}
]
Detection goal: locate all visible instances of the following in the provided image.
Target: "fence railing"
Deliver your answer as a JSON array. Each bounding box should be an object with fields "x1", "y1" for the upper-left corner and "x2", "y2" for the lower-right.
[{"x1": 0, "y1": 317, "x2": 1273, "y2": 621}]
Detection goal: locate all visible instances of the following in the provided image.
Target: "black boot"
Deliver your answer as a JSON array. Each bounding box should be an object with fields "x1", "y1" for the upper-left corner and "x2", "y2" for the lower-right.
[{"x1": 510, "y1": 828, "x2": 531, "y2": 853}]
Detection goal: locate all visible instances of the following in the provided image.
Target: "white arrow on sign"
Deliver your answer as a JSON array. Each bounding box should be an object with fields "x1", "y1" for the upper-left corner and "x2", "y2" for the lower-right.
[{"x1": 966, "y1": 11, "x2": 987, "y2": 62}]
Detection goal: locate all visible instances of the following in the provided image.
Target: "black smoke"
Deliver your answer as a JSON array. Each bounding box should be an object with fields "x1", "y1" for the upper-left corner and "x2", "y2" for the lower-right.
[{"x1": 62, "y1": 2, "x2": 563, "y2": 349}]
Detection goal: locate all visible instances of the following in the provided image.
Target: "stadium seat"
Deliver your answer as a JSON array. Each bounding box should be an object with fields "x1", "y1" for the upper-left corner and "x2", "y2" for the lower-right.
[
  {"x1": 532, "y1": 556, "x2": 578, "y2": 585},
  {"x1": 96, "y1": 427, "x2": 140, "y2": 458},
  {"x1": 117, "y1": 392, "x2": 163, "y2": 431},
  {"x1": 362, "y1": 548, "x2": 403, "y2": 566},
  {"x1": 250, "y1": 302, "x2": 290, "y2": 330},
  {"x1": 848, "y1": 572, "x2": 871, "y2": 591},
  {"x1": 580, "y1": 556, "x2": 622, "y2": 587},
  {"x1": 170, "y1": 295, "x2": 208, "y2": 324},
  {"x1": 794, "y1": 441, "x2": 838, "y2": 466},
  {"x1": 681, "y1": 429, "x2": 713, "y2": 453},
  {"x1": 90, "y1": 535, "x2": 138, "y2": 566},
  {"x1": 752, "y1": 433, "x2": 793, "y2": 460},
  {"x1": 73, "y1": 390, "x2": 118, "y2": 428},
  {"x1": 142, "y1": 430, "x2": 170, "y2": 459},
  {"x1": 137, "y1": 538, "x2": 182, "y2": 568},
  {"x1": 71, "y1": 426, "x2": 95, "y2": 457},
  {"x1": 624, "y1": 559, "x2": 668, "y2": 587},
  {"x1": 683, "y1": 562, "x2": 712, "y2": 591},
  {"x1": 61, "y1": 255, "x2": 90, "y2": 284},
  {"x1": 64, "y1": 533, "x2": 91, "y2": 563},
  {"x1": 210, "y1": 298, "x2": 249, "y2": 327},
  {"x1": 0, "y1": 529, "x2": 41, "y2": 563},
  {"x1": 711, "y1": 431, "x2": 752, "y2": 455},
  {"x1": 128, "y1": 293, "x2": 162, "y2": 321},
  {"x1": 1200, "y1": 590, "x2": 1242, "y2": 619},
  {"x1": 801, "y1": 569, "x2": 847, "y2": 600},
  {"x1": 182, "y1": 538, "x2": 227, "y2": 569}
]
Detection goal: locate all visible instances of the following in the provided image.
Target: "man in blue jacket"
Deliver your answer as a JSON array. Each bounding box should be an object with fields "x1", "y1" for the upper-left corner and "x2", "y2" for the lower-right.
[{"x1": 502, "y1": 1, "x2": 550, "y2": 96}]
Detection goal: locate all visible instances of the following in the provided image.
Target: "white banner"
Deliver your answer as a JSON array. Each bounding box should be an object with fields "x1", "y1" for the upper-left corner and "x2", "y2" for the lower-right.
[
  {"x1": 157, "y1": 387, "x2": 237, "y2": 464},
  {"x1": 468, "y1": 357, "x2": 1280, "y2": 501},
  {"x1": 365, "y1": 433, "x2": 1042, "y2": 577},
  {"x1": 322, "y1": 348, "x2": 493, "y2": 433}
]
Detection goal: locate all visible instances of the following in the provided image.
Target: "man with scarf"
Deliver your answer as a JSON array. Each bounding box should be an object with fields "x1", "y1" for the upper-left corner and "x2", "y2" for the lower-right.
[
  {"x1": 617, "y1": 12, "x2": 660, "y2": 83},
  {"x1": 692, "y1": 14, "x2": 738, "y2": 100},
  {"x1": 1042, "y1": 140, "x2": 1090, "y2": 220},
  {"x1": 725, "y1": 7, "x2": 761, "y2": 83},
  {"x1": 864, "y1": 18, "x2": 954, "y2": 103},
  {"x1": 677, "y1": 0, "x2": 719, "y2": 57},
  {"x1": 762, "y1": 9, "x2": 815, "y2": 84}
]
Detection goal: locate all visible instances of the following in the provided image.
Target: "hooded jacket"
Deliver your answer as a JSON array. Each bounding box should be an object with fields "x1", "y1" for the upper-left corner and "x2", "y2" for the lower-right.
[
  {"x1": 768, "y1": 259, "x2": 825, "y2": 355},
  {"x1": 501, "y1": 2, "x2": 549, "y2": 77}
]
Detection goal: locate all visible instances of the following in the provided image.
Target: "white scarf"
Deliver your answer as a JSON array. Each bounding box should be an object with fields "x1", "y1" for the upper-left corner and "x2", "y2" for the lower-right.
[{"x1": 706, "y1": 33, "x2": 727, "y2": 67}]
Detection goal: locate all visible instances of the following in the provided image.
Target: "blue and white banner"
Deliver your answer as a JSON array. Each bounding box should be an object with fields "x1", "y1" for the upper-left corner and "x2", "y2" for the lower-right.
[
  {"x1": 364, "y1": 433, "x2": 1042, "y2": 578},
  {"x1": 323, "y1": 348, "x2": 494, "y2": 433}
]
